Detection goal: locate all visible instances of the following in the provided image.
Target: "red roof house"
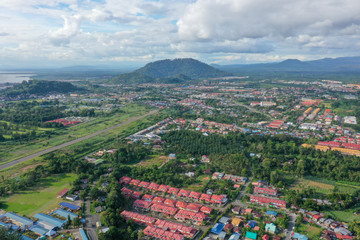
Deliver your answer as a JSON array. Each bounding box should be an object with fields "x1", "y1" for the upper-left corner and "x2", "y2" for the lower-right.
[
  {"x1": 178, "y1": 189, "x2": 190, "y2": 198},
  {"x1": 119, "y1": 176, "x2": 131, "y2": 184}
]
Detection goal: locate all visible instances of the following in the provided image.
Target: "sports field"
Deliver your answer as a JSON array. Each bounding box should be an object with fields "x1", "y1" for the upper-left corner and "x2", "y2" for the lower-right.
[{"x1": 2, "y1": 173, "x2": 76, "y2": 217}]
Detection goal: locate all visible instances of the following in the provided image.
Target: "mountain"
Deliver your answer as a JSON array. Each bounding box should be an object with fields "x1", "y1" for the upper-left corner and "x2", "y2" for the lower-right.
[
  {"x1": 110, "y1": 58, "x2": 231, "y2": 84},
  {"x1": 216, "y1": 56, "x2": 360, "y2": 74},
  {"x1": 0, "y1": 80, "x2": 84, "y2": 97}
]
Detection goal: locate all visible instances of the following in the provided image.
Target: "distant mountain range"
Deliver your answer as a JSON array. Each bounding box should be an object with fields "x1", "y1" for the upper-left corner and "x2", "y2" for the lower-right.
[
  {"x1": 109, "y1": 58, "x2": 231, "y2": 84},
  {"x1": 213, "y1": 56, "x2": 360, "y2": 73}
]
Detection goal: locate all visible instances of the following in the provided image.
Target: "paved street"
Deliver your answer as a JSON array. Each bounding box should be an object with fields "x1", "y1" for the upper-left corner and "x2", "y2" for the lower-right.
[{"x1": 85, "y1": 199, "x2": 100, "y2": 240}]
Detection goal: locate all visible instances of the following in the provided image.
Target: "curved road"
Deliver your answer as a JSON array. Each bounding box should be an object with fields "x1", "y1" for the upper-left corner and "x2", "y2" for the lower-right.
[{"x1": 0, "y1": 110, "x2": 159, "y2": 171}]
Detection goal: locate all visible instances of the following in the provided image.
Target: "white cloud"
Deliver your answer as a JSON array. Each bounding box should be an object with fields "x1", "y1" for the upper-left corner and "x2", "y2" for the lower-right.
[{"x1": 0, "y1": 0, "x2": 360, "y2": 67}]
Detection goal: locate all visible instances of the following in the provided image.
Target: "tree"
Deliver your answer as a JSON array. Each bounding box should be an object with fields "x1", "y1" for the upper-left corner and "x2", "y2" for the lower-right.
[{"x1": 0, "y1": 226, "x2": 22, "y2": 240}]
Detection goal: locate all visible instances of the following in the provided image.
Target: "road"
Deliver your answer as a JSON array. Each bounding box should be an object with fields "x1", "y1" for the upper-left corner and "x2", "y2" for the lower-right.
[
  {"x1": 85, "y1": 199, "x2": 100, "y2": 240},
  {"x1": 233, "y1": 102, "x2": 275, "y2": 120},
  {"x1": 0, "y1": 110, "x2": 159, "y2": 170},
  {"x1": 285, "y1": 213, "x2": 297, "y2": 240}
]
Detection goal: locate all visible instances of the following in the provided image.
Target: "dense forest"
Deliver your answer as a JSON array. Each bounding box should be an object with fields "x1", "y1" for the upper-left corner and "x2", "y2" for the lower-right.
[{"x1": 162, "y1": 130, "x2": 360, "y2": 183}]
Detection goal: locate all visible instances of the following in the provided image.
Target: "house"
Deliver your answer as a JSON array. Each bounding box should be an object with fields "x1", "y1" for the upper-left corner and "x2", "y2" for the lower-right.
[
  {"x1": 265, "y1": 223, "x2": 277, "y2": 234},
  {"x1": 245, "y1": 231, "x2": 257, "y2": 240},
  {"x1": 121, "y1": 210, "x2": 156, "y2": 225},
  {"x1": 232, "y1": 218, "x2": 242, "y2": 227},
  {"x1": 139, "y1": 181, "x2": 150, "y2": 189},
  {"x1": 34, "y1": 213, "x2": 65, "y2": 229},
  {"x1": 250, "y1": 195, "x2": 286, "y2": 208},
  {"x1": 189, "y1": 191, "x2": 201, "y2": 200},
  {"x1": 142, "y1": 194, "x2": 154, "y2": 202},
  {"x1": 232, "y1": 206, "x2": 241, "y2": 214},
  {"x1": 143, "y1": 225, "x2": 184, "y2": 240},
  {"x1": 158, "y1": 184, "x2": 170, "y2": 193},
  {"x1": 178, "y1": 189, "x2": 191, "y2": 198},
  {"x1": 65, "y1": 195, "x2": 79, "y2": 201},
  {"x1": 292, "y1": 232, "x2": 308, "y2": 240},
  {"x1": 174, "y1": 210, "x2": 206, "y2": 225},
  {"x1": 148, "y1": 182, "x2": 160, "y2": 191},
  {"x1": 185, "y1": 172, "x2": 195, "y2": 177},
  {"x1": 211, "y1": 223, "x2": 225, "y2": 235},
  {"x1": 119, "y1": 176, "x2": 131, "y2": 184},
  {"x1": 154, "y1": 219, "x2": 199, "y2": 239},
  {"x1": 185, "y1": 203, "x2": 201, "y2": 212},
  {"x1": 164, "y1": 199, "x2": 177, "y2": 207},
  {"x1": 229, "y1": 233, "x2": 241, "y2": 240},
  {"x1": 151, "y1": 203, "x2": 178, "y2": 216},
  {"x1": 200, "y1": 206, "x2": 213, "y2": 214},
  {"x1": 57, "y1": 188, "x2": 69, "y2": 198},
  {"x1": 131, "y1": 191, "x2": 142, "y2": 199},
  {"x1": 176, "y1": 201, "x2": 188, "y2": 209},
  {"x1": 133, "y1": 199, "x2": 152, "y2": 210},
  {"x1": 219, "y1": 217, "x2": 230, "y2": 224},
  {"x1": 200, "y1": 193, "x2": 211, "y2": 202},
  {"x1": 254, "y1": 187, "x2": 278, "y2": 197},
  {"x1": 262, "y1": 235, "x2": 270, "y2": 240},
  {"x1": 223, "y1": 223, "x2": 234, "y2": 232},
  {"x1": 168, "y1": 187, "x2": 180, "y2": 195},
  {"x1": 218, "y1": 231, "x2": 227, "y2": 240},
  {"x1": 152, "y1": 196, "x2": 165, "y2": 204},
  {"x1": 130, "y1": 179, "x2": 141, "y2": 186}
]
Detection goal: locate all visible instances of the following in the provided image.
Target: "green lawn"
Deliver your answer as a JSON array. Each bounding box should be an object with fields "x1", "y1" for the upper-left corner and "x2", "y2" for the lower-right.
[
  {"x1": 2, "y1": 173, "x2": 77, "y2": 217},
  {"x1": 325, "y1": 203, "x2": 360, "y2": 222},
  {"x1": 296, "y1": 223, "x2": 323, "y2": 239}
]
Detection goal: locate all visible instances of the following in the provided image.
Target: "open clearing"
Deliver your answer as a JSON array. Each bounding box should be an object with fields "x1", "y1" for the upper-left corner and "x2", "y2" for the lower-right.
[
  {"x1": 297, "y1": 223, "x2": 323, "y2": 239},
  {"x1": 2, "y1": 173, "x2": 76, "y2": 217},
  {"x1": 290, "y1": 176, "x2": 360, "y2": 195}
]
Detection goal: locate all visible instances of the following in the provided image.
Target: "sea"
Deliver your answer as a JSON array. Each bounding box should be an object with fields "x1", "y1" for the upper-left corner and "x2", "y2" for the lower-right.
[{"x1": 0, "y1": 72, "x2": 35, "y2": 84}]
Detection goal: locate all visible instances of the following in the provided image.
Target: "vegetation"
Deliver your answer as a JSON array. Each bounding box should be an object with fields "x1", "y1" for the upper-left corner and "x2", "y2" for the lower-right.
[{"x1": 0, "y1": 80, "x2": 83, "y2": 97}]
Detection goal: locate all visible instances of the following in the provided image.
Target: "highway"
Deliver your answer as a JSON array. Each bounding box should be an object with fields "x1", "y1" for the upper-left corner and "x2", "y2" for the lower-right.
[{"x1": 0, "y1": 110, "x2": 159, "y2": 171}]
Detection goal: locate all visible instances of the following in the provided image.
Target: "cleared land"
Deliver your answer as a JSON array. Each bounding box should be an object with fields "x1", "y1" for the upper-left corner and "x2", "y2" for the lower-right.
[
  {"x1": 290, "y1": 176, "x2": 360, "y2": 195},
  {"x1": 0, "y1": 108, "x2": 158, "y2": 171},
  {"x1": 2, "y1": 173, "x2": 76, "y2": 217}
]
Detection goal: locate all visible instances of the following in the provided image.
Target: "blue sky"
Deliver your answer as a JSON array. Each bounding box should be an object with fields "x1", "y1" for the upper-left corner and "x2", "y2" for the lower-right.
[{"x1": 0, "y1": 0, "x2": 360, "y2": 68}]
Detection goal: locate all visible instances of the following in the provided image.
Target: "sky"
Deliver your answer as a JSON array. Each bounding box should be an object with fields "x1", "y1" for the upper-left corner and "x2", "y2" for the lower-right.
[{"x1": 0, "y1": 0, "x2": 360, "y2": 69}]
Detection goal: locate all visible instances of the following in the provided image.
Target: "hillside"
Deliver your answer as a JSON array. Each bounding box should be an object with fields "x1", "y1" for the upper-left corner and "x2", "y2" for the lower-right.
[
  {"x1": 110, "y1": 58, "x2": 231, "y2": 84},
  {"x1": 216, "y1": 56, "x2": 360, "y2": 74},
  {"x1": 0, "y1": 80, "x2": 83, "y2": 97}
]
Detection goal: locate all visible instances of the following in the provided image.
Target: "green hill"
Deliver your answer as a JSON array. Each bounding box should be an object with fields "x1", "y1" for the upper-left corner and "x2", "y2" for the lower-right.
[
  {"x1": 110, "y1": 58, "x2": 231, "y2": 84},
  {"x1": 1, "y1": 80, "x2": 83, "y2": 97}
]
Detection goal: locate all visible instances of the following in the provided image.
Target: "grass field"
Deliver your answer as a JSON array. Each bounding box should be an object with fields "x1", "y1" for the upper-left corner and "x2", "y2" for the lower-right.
[
  {"x1": 1, "y1": 173, "x2": 76, "y2": 217},
  {"x1": 290, "y1": 176, "x2": 360, "y2": 195},
  {"x1": 0, "y1": 104, "x2": 151, "y2": 164},
  {"x1": 297, "y1": 223, "x2": 323, "y2": 239},
  {"x1": 135, "y1": 155, "x2": 167, "y2": 168},
  {"x1": 325, "y1": 203, "x2": 360, "y2": 222}
]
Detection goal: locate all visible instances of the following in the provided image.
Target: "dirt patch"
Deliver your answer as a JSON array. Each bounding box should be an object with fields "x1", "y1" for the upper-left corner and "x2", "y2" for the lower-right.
[{"x1": 203, "y1": 177, "x2": 210, "y2": 180}]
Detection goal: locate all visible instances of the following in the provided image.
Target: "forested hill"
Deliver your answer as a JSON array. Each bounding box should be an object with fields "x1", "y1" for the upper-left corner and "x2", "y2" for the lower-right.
[
  {"x1": 109, "y1": 58, "x2": 231, "y2": 84},
  {"x1": 0, "y1": 80, "x2": 83, "y2": 97}
]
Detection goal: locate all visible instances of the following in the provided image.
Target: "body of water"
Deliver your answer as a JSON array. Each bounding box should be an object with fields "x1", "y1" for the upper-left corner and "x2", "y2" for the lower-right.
[{"x1": 0, "y1": 72, "x2": 35, "y2": 83}]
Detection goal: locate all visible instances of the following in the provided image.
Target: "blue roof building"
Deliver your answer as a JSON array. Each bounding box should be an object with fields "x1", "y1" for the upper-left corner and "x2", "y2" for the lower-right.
[
  {"x1": 229, "y1": 233, "x2": 241, "y2": 240},
  {"x1": 60, "y1": 202, "x2": 81, "y2": 211},
  {"x1": 211, "y1": 223, "x2": 225, "y2": 235},
  {"x1": 30, "y1": 225, "x2": 49, "y2": 236},
  {"x1": 21, "y1": 235, "x2": 34, "y2": 240},
  {"x1": 34, "y1": 213, "x2": 65, "y2": 228},
  {"x1": 293, "y1": 232, "x2": 309, "y2": 240},
  {"x1": 80, "y1": 228, "x2": 89, "y2": 240},
  {"x1": 266, "y1": 210, "x2": 278, "y2": 216},
  {"x1": 1, "y1": 212, "x2": 33, "y2": 230},
  {"x1": 53, "y1": 209, "x2": 78, "y2": 220}
]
